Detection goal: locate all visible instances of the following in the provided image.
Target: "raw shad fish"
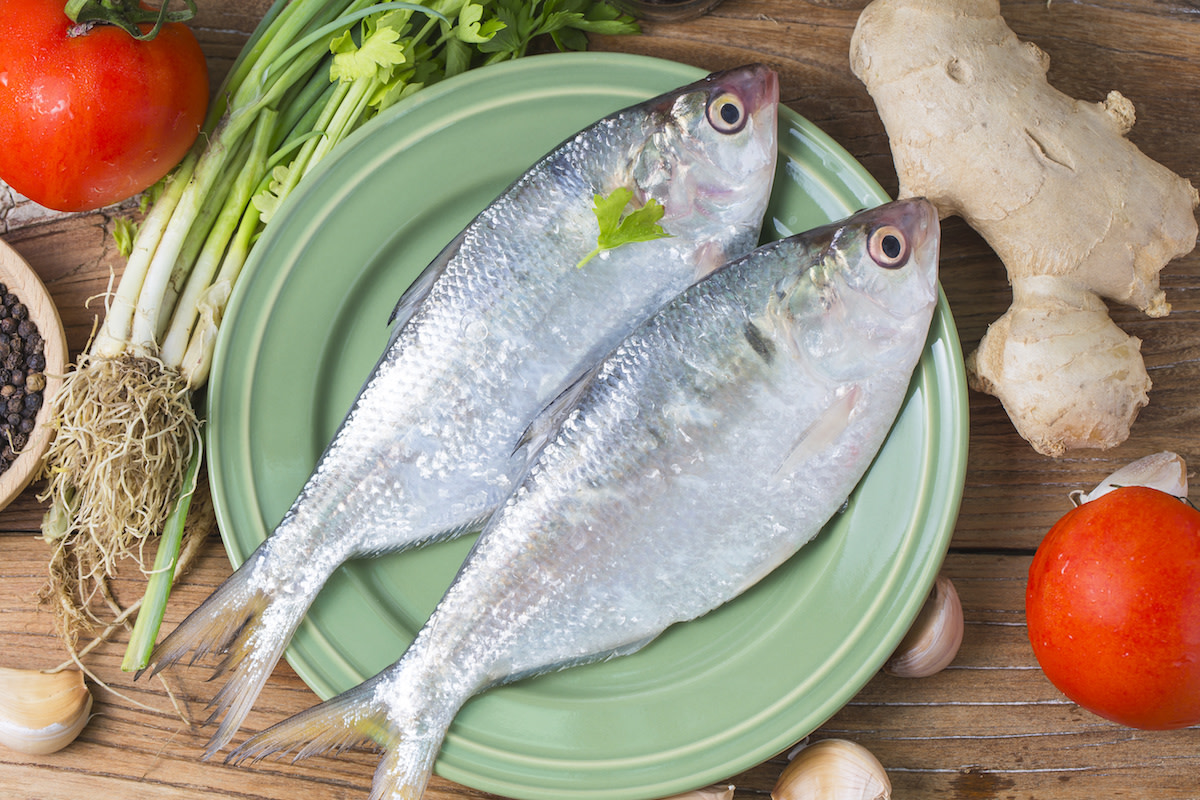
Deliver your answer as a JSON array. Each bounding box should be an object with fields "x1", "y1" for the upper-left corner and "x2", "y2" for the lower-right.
[
  {"x1": 228, "y1": 199, "x2": 942, "y2": 800},
  {"x1": 140, "y1": 65, "x2": 779, "y2": 754}
]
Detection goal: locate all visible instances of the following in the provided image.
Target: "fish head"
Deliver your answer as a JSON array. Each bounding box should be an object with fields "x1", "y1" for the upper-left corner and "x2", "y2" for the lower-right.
[
  {"x1": 627, "y1": 64, "x2": 780, "y2": 278},
  {"x1": 769, "y1": 197, "x2": 941, "y2": 381}
]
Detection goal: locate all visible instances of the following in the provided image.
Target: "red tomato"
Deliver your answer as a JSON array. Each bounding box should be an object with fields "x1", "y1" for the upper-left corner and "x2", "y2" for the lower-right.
[
  {"x1": 1026, "y1": 485, "x2": 1200, "y2": 729},
  {"x1": 0, "y1": 0, "x2": 208, "y2": 211}
]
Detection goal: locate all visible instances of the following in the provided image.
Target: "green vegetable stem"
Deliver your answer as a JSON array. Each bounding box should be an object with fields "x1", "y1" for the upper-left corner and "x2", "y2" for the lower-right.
[{"x1": 120, "y1": 435, "x2": 203, "y2": 673}]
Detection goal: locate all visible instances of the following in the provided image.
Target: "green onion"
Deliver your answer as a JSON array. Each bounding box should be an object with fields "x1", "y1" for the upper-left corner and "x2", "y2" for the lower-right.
[{"x1": 120, "y1": 434, "x2": 203, "y2": 673}]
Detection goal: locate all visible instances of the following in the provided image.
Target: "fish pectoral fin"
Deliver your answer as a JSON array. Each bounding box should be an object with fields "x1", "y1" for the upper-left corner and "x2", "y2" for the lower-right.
[
  {"x1": 773, "y1": 384, "x2": 862, "y2": 481},
  {"x1": 513, "y1": 361, "x2": 604, "y2": 462},
  {"x1": 386, "y1": 228, "x2": 469, "y2": 336}
]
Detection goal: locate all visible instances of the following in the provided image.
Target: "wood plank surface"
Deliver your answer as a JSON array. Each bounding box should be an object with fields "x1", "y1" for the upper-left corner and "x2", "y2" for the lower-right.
[{"x1": 2, "y1": 1, "x2": 1199, "y2": 798}]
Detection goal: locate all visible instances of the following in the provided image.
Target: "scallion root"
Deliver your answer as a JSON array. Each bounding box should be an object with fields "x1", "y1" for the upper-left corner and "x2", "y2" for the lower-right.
[{"x1": 38, "y1": 351, "x2": 200, "y2": 643}]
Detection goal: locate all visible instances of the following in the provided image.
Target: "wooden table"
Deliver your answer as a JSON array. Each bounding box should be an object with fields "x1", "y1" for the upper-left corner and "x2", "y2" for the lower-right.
[{"x1": 2, "y1": 1, "x2": 1198, "y2": 797}]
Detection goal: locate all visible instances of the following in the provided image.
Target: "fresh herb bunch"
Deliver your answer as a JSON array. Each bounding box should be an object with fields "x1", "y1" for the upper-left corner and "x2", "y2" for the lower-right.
[{"x1": 39, "y1": 0, "x2": 638, "y2": 670}]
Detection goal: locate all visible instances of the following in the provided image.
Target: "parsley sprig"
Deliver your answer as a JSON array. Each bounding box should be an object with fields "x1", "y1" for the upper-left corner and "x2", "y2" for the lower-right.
[{"x1": 577, "y1": 187, "x2": 672, "y2": 269}]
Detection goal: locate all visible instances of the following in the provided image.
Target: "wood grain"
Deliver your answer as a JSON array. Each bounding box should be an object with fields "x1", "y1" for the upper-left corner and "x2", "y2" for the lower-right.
[{"x1": 1, "y1": 1, "x2": 1198, "y2": 798}]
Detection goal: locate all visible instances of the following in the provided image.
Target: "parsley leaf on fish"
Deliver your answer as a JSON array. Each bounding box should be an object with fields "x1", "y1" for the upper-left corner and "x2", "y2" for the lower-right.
[{"x1": 577, "y1": 187, "x2": 671, "y2": 268}]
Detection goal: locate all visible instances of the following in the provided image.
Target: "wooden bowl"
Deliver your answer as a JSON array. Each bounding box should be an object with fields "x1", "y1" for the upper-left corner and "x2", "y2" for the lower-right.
[{"x1": 0, "y1": 239, "x2": 68, "y2": 512}]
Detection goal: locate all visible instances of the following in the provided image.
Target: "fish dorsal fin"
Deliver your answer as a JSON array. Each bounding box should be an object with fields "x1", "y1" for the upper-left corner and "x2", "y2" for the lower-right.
[
  {"x1": 385, "y1": 228, "x2": 469, "y2": 337},
  {"x1": 513, "y1": 361, "x2": 604, "y2": 465},
  {"x1": 774, "y1": 384, "x2": 862, "y2": 481}
]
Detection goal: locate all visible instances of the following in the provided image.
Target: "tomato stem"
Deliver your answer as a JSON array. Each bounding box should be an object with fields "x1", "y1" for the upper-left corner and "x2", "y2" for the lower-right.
[{"x1": 64, "y1": 0, "x2": 197, "y2": 41}]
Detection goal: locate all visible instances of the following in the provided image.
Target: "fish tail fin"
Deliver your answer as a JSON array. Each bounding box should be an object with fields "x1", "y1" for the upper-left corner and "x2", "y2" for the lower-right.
[
  {"x1": 137, "y1": 544, "x2": 318, "y2": 756},
  {"x1": 229, "y1": 671, "x2": 443, "y2": 800},
  {"x1": 370, "y1": 736, "x2": 440, "y2": 800}
]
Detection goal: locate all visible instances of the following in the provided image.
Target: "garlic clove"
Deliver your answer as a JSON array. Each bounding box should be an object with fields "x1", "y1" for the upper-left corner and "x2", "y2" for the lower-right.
[
  {"x1": 885, "y1": 574, "x2": 963, "y2": 678},
  {"x1": 773, "y1": 738, "x2": 890, "y2": 800},
  {"x1": 1073, "y1": 451, "x2": 1188, "y2": 505},
  {"x1": 659, "y1": 785, "x2": 735, "y2": 800},
  {"x1": 0, "y1": 667, "x2": 93, "y2": 755}
]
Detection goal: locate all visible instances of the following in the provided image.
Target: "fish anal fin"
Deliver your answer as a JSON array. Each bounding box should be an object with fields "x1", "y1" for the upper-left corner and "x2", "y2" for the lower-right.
[{"x1": 774, "y1": 384, "x2": 862, "y2": 480}]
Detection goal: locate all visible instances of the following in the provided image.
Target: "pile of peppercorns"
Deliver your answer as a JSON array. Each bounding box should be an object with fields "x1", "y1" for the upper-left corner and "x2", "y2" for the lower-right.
[{"x1": 0, "y1": 283, "x2": 47, "y2": 475}]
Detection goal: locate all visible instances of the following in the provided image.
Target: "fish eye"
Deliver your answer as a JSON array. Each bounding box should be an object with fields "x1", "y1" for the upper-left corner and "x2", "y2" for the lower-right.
[
  {"x1": 868, "y1": 225, "x2": 908, "y2": 269},
  {"x1": 707, "y1": 92, "x2": 746, "y2": 134}
]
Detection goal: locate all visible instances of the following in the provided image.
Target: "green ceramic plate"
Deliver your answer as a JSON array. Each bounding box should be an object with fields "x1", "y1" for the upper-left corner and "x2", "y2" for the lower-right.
[{"x1": 207, "y1": 52, "x2": 968, "y2": 799}]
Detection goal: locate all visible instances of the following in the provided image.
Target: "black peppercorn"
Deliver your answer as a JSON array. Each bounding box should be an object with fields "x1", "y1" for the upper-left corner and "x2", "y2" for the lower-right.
[{"x1": 0, "y1": 286, "x2": 46, "y2": 475}]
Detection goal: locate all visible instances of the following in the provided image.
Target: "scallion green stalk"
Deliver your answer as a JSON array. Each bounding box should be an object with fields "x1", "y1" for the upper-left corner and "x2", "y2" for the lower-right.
[{"x1": 120, "y1": 436, "x2": 203, "y2": 673}]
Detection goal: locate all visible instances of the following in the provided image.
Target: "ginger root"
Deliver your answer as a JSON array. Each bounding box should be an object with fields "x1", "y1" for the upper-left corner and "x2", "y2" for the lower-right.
[{"x1": 850, "y1": 0, "x2": 1199, "y2": 456}]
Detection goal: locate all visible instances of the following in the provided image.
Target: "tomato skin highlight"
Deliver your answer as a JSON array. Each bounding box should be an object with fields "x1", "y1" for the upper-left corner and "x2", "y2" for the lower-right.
[
  {"x1": 1026, "y1": 486, "x2": 1200, "y2": 730},
  {"x1": 0, "y1": 0, "x2": 208, "y2": 211}
]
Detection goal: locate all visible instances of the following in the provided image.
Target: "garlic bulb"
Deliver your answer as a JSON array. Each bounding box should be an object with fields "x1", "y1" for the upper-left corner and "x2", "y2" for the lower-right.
[
  {"x1": 659, "y1": 785, "x2": 735, "y2": 800},
  {"x1": 1073, "y1": 451, "x2": 1188, "y2": 505},
  {"x1": 0, "y1": 667, "x2": 93, "y2": 755},
  {"x1": 885, "y1": 574, "x2": 963, "y2": 678},
  {"x1": 773, "y1": 739, "x2": 890, "y2": 800}
]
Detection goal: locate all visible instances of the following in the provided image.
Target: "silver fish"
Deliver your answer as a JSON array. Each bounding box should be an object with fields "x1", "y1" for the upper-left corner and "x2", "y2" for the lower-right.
[
  {"x1": 227, "y1": 198, "x2": 941, "y2": 800},
  {"x1": 141, "y1": 65, "x2": 779, "y2": 754}
]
